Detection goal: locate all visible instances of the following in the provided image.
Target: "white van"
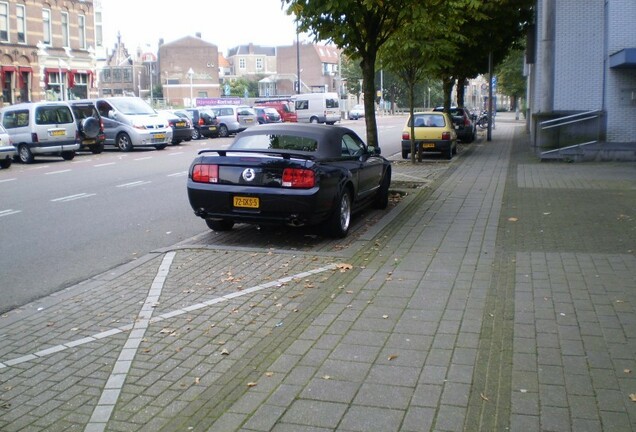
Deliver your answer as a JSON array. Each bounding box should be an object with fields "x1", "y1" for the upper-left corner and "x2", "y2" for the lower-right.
[
  {"x1": 0, "y1": 101, "x2": 80, "y2": 163},
  {"x1": 292, "y1": 92, "x2": 340, "y2": 125}
]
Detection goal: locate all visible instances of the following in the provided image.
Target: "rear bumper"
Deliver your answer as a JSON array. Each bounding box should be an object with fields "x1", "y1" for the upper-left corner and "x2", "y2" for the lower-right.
[
  {"x1": 187, "y1": 183, "x2": 333, "y2": 226},
  {"x1": 401, "y1": 139, "x2": 453, "y2": 154}
]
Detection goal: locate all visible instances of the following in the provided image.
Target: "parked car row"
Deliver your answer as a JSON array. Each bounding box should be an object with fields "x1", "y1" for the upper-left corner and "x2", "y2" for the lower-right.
[{"x1": 400, "y1": 106, "x2": 477, "y2": 161}]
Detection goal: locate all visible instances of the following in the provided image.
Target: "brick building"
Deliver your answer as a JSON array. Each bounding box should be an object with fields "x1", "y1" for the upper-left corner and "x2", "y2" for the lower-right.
[
  {"x1": 158, "y1": 34, "x2": 220, "y2": 107},
  {"x1": 0, "y1": 0, "x2": 100, "y2": 104},
  {"x1": 527, "y1": 0, "x2": 636, "y2": 159}
]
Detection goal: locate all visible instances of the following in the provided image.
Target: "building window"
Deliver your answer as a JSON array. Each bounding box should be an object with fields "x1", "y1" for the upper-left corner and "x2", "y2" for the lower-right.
[
  {"x1": 78, "y1": 15, "x2": 86, "y2": 49},
  {"x1": 256, "y1": 58, "x2": 263, "y2": 71},
  {"x1": 239, "y1": 58, "x2": 246, "y2": 70},
  {"x1": 42, "y1": 9, "x2": 52, "y2": 44},
  {"x1": 101, "y1": 68, "x2": 111, "y2": 83},
  {"x1": 17, "y1": 5, "x2": 26, "y2": 43},
  {"x1": 0, "y1": 2, "x2": 8, "y2": 42},
  {"x1": 95, "y1": 11, "x2": 103, "y2": 47},
  {"x1": 123, "y1": 68, "x2": 132, "y2": 82},
  {"x1": 61, "y1": 12, "x2": 70, "y2": 47},
  {"x1": 70, "y1": 73, "x2": 88, "y2": 99}
]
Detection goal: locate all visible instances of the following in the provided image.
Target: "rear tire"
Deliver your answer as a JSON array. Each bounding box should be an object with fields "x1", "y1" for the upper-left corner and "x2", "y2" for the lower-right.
[
  {"x1": 91, "y1": 143, "x2": 104, "y2": 154},
  {"x1": 325, "y1": 188, "x2": 351, "y2": 238},
  {"x1": 205, "y1": 219, "x2": 234, "y2": 231},
  {"x1": 310, "y1": 117, "x2": 319, "y2": 124},
  {"x1": 445, "y1": 145, "x2": 453, "y2": 160},
  {"x1": 18, "y1": 144, "x2": 34, "y2": 163},
  {"x1": 402, "y1": 150, "x2": 409, "y2": 159},
  {"x1": 0, "y1": 157, "x2": 11, "y2": 169},
  {"x1": 191, "y1": 129, "x2": 201, "y2": 140}
]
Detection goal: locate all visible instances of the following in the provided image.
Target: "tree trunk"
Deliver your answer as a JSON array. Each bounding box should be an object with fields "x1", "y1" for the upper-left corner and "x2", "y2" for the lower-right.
[
  {"x1": 360, "y1": 57, "x2": 378, "y2": 149},
  {"x1": 442, "y1": 76, "x2": 454, "y2": 111},
  {"x1": 456, "y1": 77, "x2": 467, "y2": 107}
]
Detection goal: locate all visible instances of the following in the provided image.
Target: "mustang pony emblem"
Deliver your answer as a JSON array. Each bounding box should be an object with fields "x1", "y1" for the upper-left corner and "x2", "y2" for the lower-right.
[{"x1": 242, "y1": 168, "x2": 256, "y2": 182}]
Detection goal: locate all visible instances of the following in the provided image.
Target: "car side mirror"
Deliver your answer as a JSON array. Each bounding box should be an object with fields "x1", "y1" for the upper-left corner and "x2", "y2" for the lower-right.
[
  {"x1": 368, "y1": 145, "x2": 381, "y2": 155},
  {"x1": 108, "y1": 110, "x2": 116, "y2": 119}
]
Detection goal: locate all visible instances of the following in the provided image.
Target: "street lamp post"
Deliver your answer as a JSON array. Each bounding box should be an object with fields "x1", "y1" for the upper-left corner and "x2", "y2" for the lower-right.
[{"x1": 187, "y1": 68, "x2": 194, "y2": 107}]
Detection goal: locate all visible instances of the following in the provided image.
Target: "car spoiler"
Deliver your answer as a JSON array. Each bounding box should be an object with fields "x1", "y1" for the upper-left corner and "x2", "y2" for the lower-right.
[{"x1": 197, "y1": 149, "x2": 316, "y2": 161}]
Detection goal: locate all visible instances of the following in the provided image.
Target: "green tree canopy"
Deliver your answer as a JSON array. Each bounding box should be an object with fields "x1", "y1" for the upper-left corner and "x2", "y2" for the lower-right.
[{"x1": 282, "y1": 0, "x2": 419, "y2": 148}]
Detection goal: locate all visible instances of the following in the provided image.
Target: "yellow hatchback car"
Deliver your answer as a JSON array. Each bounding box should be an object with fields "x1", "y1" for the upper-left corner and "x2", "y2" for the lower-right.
[{"x1": 401, "y1": 112, "x2": 458, "y2": 160}]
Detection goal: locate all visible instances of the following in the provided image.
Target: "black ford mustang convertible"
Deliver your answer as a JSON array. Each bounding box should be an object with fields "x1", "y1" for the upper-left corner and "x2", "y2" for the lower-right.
[{"x1": 187, "y1": 123, "x2": 392, "y2": 238}]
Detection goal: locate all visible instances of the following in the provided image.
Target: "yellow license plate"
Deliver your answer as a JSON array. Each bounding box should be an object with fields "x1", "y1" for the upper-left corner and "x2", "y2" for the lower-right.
[
  {"x1": 209, "y1": 126, "x2": 217, "y2": 131},
  {"x1": 51, "y1": 130, "x2": 65, "y2": 136},
  {"x1": 83, "y1": 139, "x2": 96, "y2": 145},
  {"x1": 176, "y1": 121, "x2": 186, "y2": 127},
  {"x1": 245, "y1": 119, "x2": 253, "y2": 123},
  {"x1": 153, "y1": 133, "x2": 166, "y2": 139},
  {"x1": 423, "y1": 143, "x2": 435, "y2": 149},
  {"x1": 233, "y1": 196, "x2": 259, "y2": 208}
]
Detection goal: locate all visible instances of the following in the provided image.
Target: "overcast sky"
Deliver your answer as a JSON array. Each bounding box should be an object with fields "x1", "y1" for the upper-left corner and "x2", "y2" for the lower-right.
[{"x1": 100, "y1": 0, "x2": 306, "y2": 55}]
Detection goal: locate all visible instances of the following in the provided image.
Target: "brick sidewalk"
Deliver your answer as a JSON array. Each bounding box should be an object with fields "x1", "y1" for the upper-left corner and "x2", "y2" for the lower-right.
[{"x1": 1, "y1": 117, "x2": 635, "y2": 431}]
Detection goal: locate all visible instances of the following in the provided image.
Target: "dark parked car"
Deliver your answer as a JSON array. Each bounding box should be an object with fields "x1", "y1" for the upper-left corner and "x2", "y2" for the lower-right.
[
  {"x1": 254, "y1": 106, "x2": 283, "y2": 124},
  {"x1": 182, "y1": 108, "x2": 219, "y2": 140},
  {"x1": 187, "y1": 123, "x2": 392, "y2": 238},
  {"x1": 67, "y1": 99, "x2": 105, "y2": 153},
  {"x1": 432, "y1": 106, "x2": 476, "y2": 143},
  {"x1": 158, "y1": 110, "x2": 194, "y2": 145}
]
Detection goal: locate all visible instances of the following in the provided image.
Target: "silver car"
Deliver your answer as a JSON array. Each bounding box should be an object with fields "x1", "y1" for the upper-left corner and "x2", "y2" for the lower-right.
[
  {"x1": 208, "y1": 105, "x2": 257, "y2": 137},
  {"x1": 0, "y1": 123, "x2": 16, "y2": 169},
  {"x1": 94, "y1": 97, "x2": 172, "y2": 151}
]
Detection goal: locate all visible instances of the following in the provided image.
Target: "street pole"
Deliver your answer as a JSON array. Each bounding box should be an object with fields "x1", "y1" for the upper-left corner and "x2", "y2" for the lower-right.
[
  {"x1": 296, "y1": 27, "x2": 301, "y2": 94},
  {"x1": 487, "y1": 50, "x2": 493, "y2": 142},
  {"x1": 187, "y1": 68, "x2": 194, "y2": 107}
]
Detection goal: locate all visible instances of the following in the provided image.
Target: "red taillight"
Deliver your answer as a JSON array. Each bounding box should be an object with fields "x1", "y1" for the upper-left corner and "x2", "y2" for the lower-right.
[
  {"x1": 464, "y1": 117, "x2": 470, "y2": 126},
  {"x1": 402, "y1": 132, "x2": 410, "y2": 140},
  {"x1": 442, "y1": 132, "x2": 451, "y2": 140},
  {"x1": 282, "y1": 168, "x2": 315, "y2": 188},
  {"x1": 192, "y1": 164, "x2": 219, "y2": 183},
  {"x1": 198, "y1": 118, "x2": 204, "y2": 125}
]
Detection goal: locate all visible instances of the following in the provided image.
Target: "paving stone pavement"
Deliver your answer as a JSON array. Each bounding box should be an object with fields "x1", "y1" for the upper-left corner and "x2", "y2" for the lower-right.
[{"x1": 1, "y1": 114, "x2": 635, "y2": 431}]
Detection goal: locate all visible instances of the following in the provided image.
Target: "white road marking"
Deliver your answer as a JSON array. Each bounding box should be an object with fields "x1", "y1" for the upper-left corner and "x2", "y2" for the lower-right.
[
  {"x1": 134, "y1": 157, "x2": 152, "y2": 161},
  {"x1": 45, "y1": 169, "x2": 72, "y2": 175},
  {"x1": 86, "y1": 251, "x2": 176, "y2": 430},
  {"x1": 168, "y1": 152, "x2": 184, "y2": 156},
  {"x1": 167, "y1": 171, "x2": 187, "y2": 177},
  {"x1": 0, "y1": 262, "x2": 338, "y2": 370},
  {"x1": 0, "y1": 209, "x2": 21, "y2": 217},
  {"x1": 94, "y1": 162, "x2": 116, "y2": 167},
  {"x1": 51, "y1": 193, "x2": 96, "y2": 202},
  {"x1": 116, "y1": 181, "x2": 151, "y2": 188},
  {"x1": 0, "y1": 178, "x2": 16, "y2": 183}
]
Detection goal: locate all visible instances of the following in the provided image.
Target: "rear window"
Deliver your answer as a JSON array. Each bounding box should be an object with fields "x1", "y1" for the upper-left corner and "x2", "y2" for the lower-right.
[
  {"x1": 35, "y1": 106, "x2": 74, "y2": 125},
  {"x1": 410, "y1": 114, "x2": 446, "y2": 127},
  {"x1": 231, "y1": 134, "x2": 318, "y2": 152},
  {"x1": 326, "y1": 98, "x2": 339, "y2": 109}
]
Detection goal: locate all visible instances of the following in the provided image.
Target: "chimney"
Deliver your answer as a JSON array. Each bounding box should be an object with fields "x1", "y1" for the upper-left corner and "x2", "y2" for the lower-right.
[{"x1": 196, "y1": 32, "x2": 202, "y2": 38}]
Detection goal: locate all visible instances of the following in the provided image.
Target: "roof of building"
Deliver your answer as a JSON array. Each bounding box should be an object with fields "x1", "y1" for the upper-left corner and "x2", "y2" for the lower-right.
[{"x1": 227, "y1": 44, "x2": 276, "y2": 57}]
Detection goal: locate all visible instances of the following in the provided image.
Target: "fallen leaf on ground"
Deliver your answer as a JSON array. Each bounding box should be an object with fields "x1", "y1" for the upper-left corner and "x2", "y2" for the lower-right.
[
  {"x1": 508, "y1": 217, "x2": 519, "y2": 222},
  {"x1": 388, "y1": 354, "x2": 398, "y2": 361},
  {"x1": 221, "y1": 348, "x2": 229, "y2": 355},
  {"x1": 480, "y1": 393, "x2": 489, "y2": 401},
  {"x1": 336, "y1": 263, "x2": 353, "y2": 272},
  {"x1": 630, "y1": 393, "x2": 636, "y2": 402},
  {"x1": 247, "y1": 382, "x2": 257, "y2": 387}
]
